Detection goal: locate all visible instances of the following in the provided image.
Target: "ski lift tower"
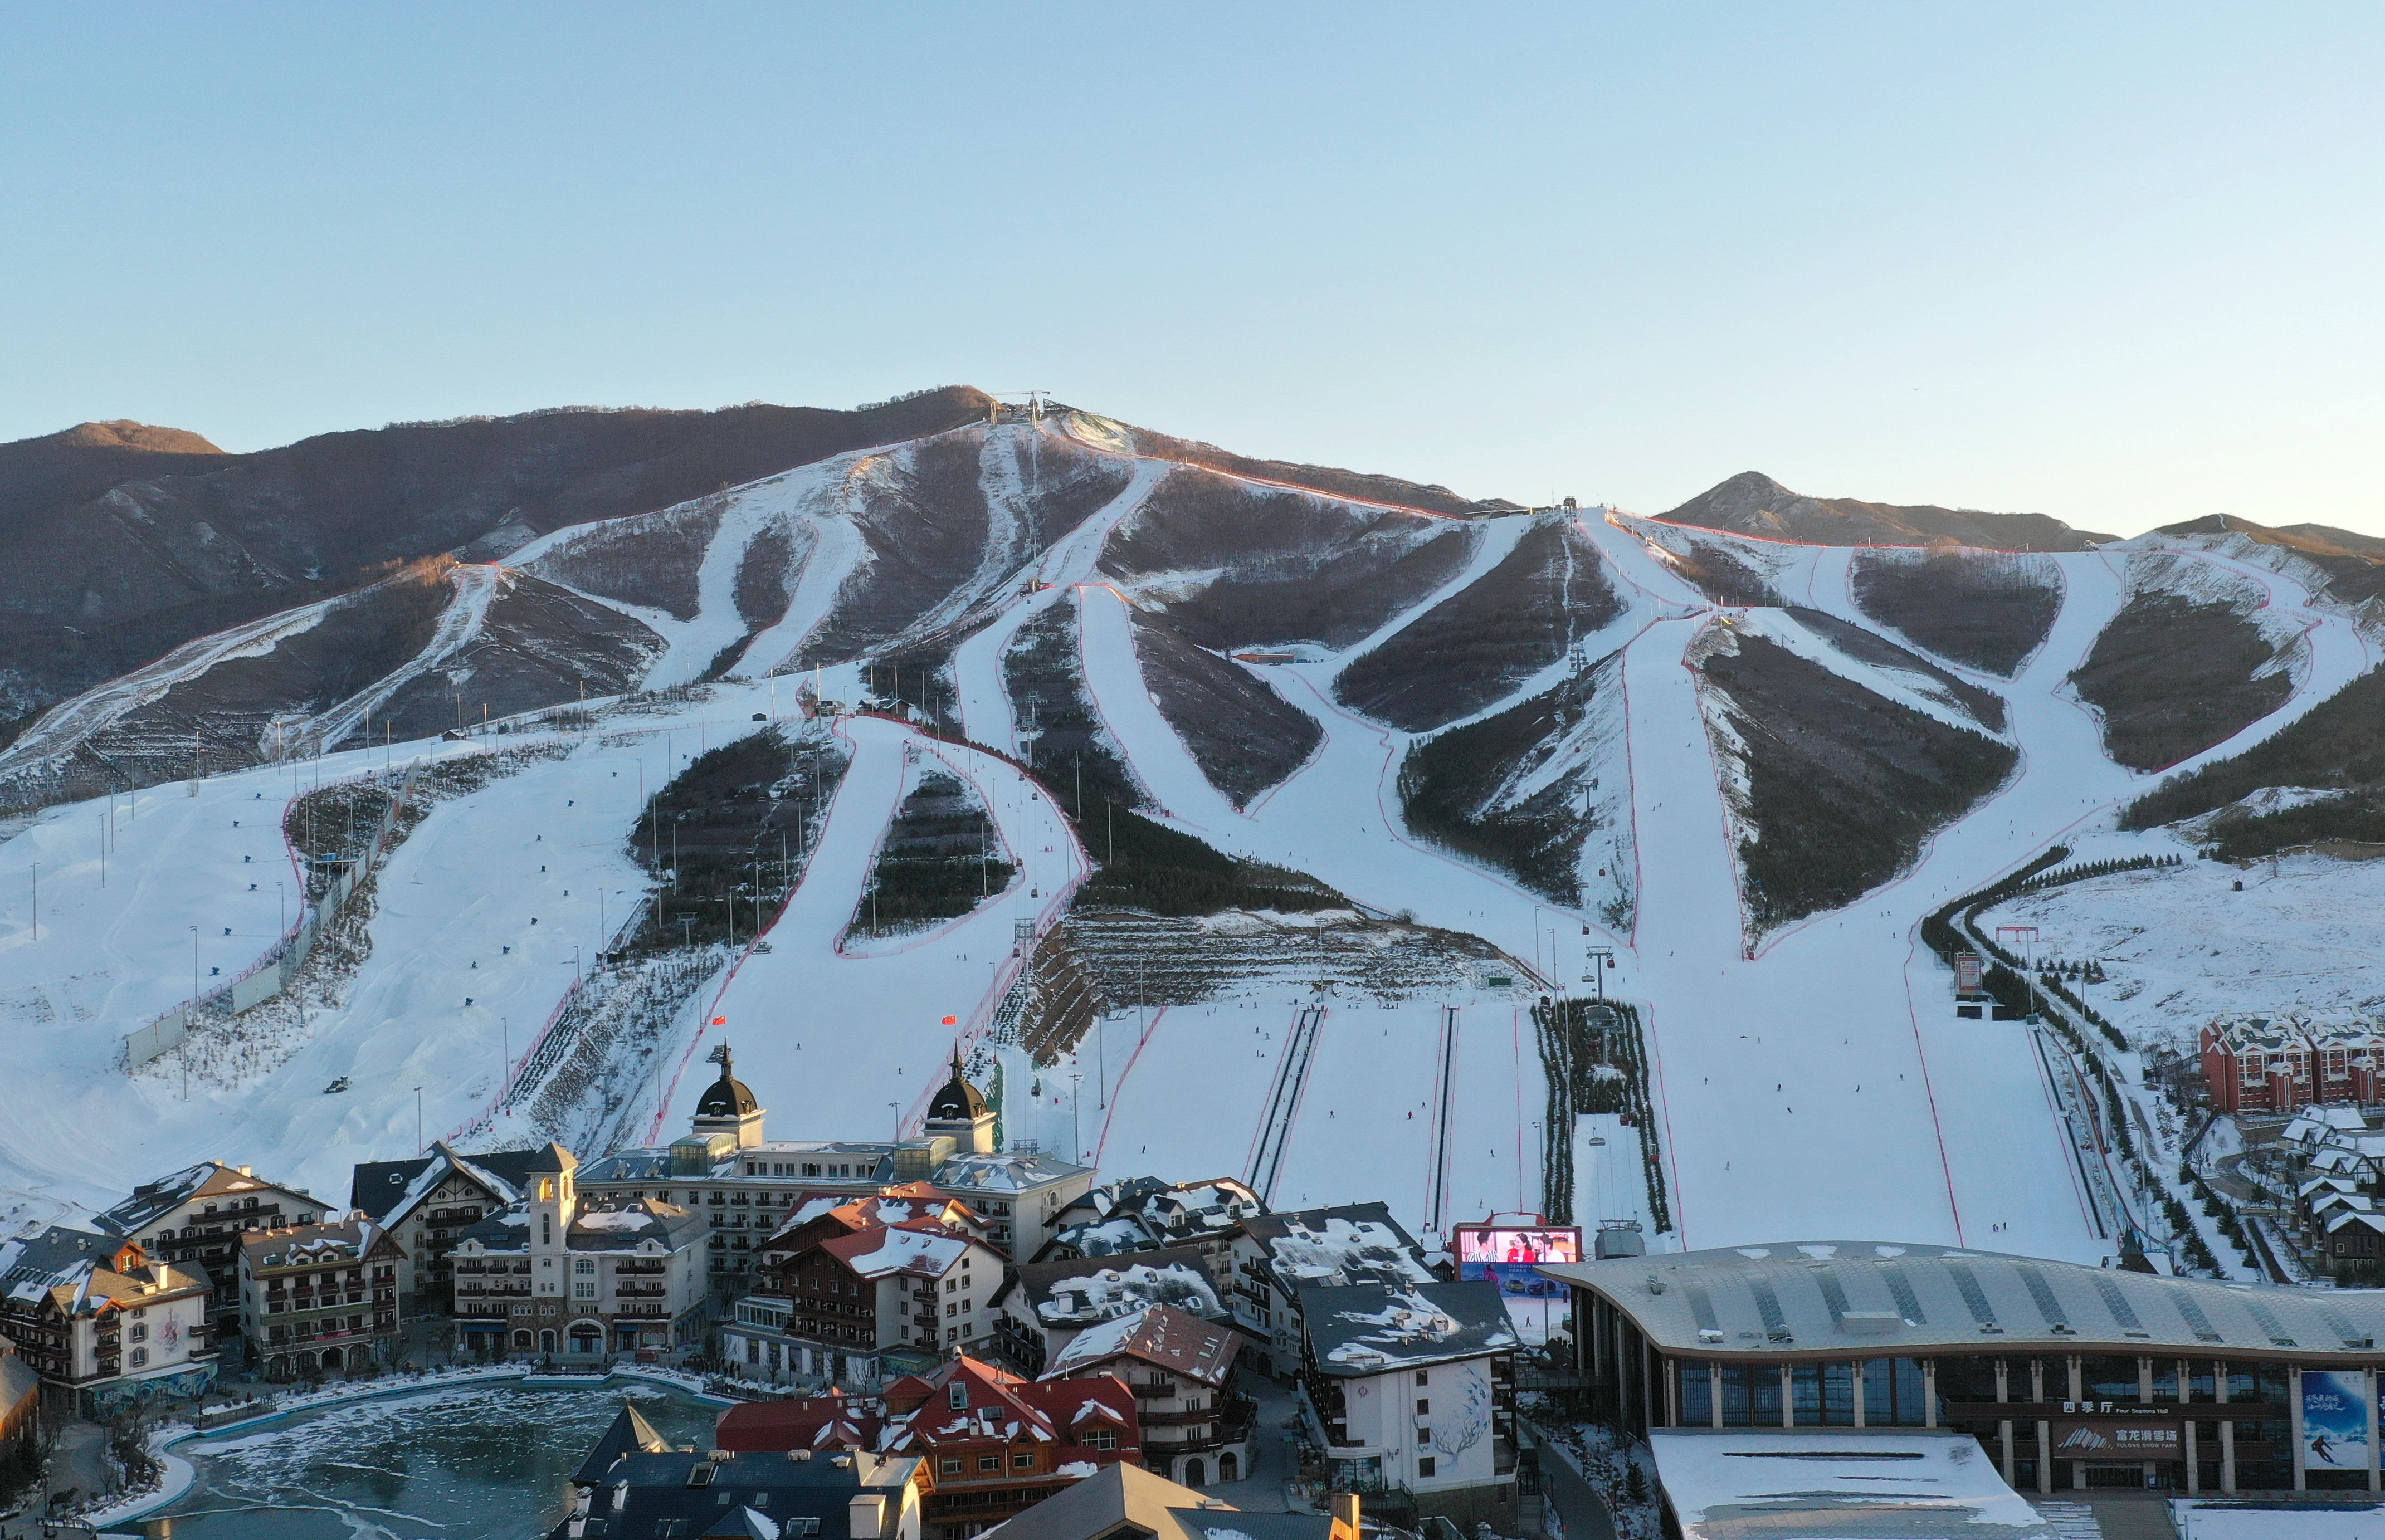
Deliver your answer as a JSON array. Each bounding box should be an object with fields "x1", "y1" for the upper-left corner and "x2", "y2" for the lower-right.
[
  {"x1": 1994, "y1": 925, "x2": 2042, "y2": 1020},
  {"x1": 992, "y1": 390, "x2": 1053, "y2": 426},
  {"x1": 1582, "y1": 946, "x2": 1615, "y2": 1003}
]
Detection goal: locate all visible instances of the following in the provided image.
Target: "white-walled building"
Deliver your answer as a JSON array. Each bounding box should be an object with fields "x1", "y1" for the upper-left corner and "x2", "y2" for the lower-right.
[{"x1": 1296, "y1": 1280, "x2": 1520, "y2": 1528}]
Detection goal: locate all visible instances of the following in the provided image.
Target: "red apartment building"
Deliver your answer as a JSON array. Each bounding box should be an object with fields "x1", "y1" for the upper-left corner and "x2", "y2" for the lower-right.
[{"x1": 2202, "y1": 1015, "x2": 2385, "y2": 1113}]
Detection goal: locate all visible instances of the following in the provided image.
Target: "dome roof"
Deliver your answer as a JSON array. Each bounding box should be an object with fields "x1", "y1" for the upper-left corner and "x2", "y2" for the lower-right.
[
  {"x1": 928, "y1": 1055, "x2": 988, "y2": 1122},
  {"x1": 696, "y1": 1047, "x2": 759, "y2": 1118}
]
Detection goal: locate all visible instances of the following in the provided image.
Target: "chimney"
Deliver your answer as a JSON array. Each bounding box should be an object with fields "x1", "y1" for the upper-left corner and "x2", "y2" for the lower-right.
[
  {"x1": 849, "y1": 1493, "x2": 889, "y2": 1540},
  {"x1": 1331, "y1": 1492, "x2": 1360, "y2": 1540}
]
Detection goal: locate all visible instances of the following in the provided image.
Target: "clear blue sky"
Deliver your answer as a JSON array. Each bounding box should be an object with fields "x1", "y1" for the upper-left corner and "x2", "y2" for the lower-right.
[{"x1": 4, "y1": 4, "x2": 2379, "y2": 534}]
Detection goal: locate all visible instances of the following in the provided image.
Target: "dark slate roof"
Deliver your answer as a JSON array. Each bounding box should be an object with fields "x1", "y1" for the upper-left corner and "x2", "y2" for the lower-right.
[
  {"x1": 1173, "y1": 1513, "x2": 1338, "y2": 1540},
  {"x1": 1245, "y1": 1204, "x2": 1435, "y2": 1290},
  {"x1": 552, "y1": 1449, "x2": 879, "y2": 1540},
  {"x1": 1298, "y1": 1280, "x2": 1520, "y2": 1376},
  {"x1": 523, "y1": 1142, "x2": 579, "y2": 1176},
  {"x1": 572, "y1": 1401, "x2": 673, "y2": 1486},
  {"x1": 696, "y1": 1047, "x2": 760, "y2": 1117},
  {"x1": 926, "y1": 1056, "x2": 988, "y2": 1122},
  {"x1": 351, "y1": 1145, "x2": 552, "y2": 1221}
]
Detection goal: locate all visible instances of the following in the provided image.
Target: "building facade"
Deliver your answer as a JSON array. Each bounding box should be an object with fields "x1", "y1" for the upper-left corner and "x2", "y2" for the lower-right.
[
  {"x1": 1547, "y1": 1239, "x2": 2385, "y2": 1495},
  {"x1": 237, "y1": 1219, "x2": 406, "y2": 1380},
  {"x1": 447, "y1": 1143, "x2": 710, "y2": 1360},
  {"x1": 91, "y1": 1161, "x2": 328, "y2": 1321},
  {"x1": 2202, "y1": 1015, "x2": 2385, "y2": 1114},
  {"x1": 352, "y1": 1142, "x2": 549, "y2": 1311},
  {"x1": 1040, "y1": 1303, "x2": 1252, "y2": 1489},
  {"x1": 0, "y1": 1230, "x2": 214, "y2": 1415},
  {"x1": 573, "y1": 1052, "x2": 1094, "y2": 1293},
  {"x1": 1297, "y1": 1282, "x2": 1519, "y2": 1528}
]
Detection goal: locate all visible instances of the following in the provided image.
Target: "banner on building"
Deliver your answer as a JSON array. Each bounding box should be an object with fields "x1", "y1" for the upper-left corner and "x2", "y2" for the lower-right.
[
  {"x1": 1955, "y1": 953, "x2": 1983, "y2": 994},
  {"x1": 2050, "y1": 1421, "x2": 2182, "y2": 1459},
  {"x1": 2304, "y1": 1369, "x2": 2370, "y2": 1470}
]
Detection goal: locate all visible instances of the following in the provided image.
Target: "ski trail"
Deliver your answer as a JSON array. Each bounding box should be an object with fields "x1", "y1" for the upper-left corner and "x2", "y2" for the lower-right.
[
  {"x1": 686, "y1": 715, "x2": 1090, "y2": 1144},
  {"x1": 950, "y1": 458, "x2": 1168, "y2": 751},
  {"x1": 297, "y1": 565, "x2": 504, "y2": 752},
  {"x1": 0, "y1": 599, "x2": 344, "y2": 776},
  {"x1": 1075, "y1": 584, "x2": 1238, "y2": 829},
  {"x1": 1324, "y1": 515, "x2": 1518, "y2": 679}
]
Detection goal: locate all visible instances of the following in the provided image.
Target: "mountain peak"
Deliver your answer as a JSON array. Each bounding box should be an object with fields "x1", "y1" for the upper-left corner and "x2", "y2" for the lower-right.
[
  {"x1": 1661, "y1": 471, "x2": 2111, "y2": 553},
  {"x1": 49, "y1": 419, "x2": 225, "y2": 455}
]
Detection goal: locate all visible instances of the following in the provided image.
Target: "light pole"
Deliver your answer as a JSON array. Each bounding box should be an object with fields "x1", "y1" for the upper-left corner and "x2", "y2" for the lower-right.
[
  {"x1": 415, "y1": 1087, "x2": 425, "y2": 1152},
  {"x1": 889, "y1": 1102, "x2": 902, "y2": 1142},
  {"x1": 1069, "y1": 1071, "x2": 1084, "y2": 1161}
]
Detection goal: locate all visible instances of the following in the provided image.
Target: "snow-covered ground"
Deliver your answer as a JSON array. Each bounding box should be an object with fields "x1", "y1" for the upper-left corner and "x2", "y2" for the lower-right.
[{"x1": 1980, "y1": 850, "x2": 2385, "y2": 1054}]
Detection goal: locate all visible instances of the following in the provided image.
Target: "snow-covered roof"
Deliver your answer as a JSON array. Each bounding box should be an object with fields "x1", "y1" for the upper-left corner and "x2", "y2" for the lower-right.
[
  {"x1": 823, "y1": 1226, "x2": 976, "y2": 1280},
  {"x1": 1040, "y1": 1303, "x2": 1241, "y2": 1386},
  {"x1": 1648, "y1": 1428, "x2": 2053, "y2": 1539},
  {"x1": 1031, "y1": 1257, "x2": 1223, "y2": 1326},
  {"x1": 94, "y1": 1161, "x2": 321, "y2": 1237},
  {"x1": 0, "y1": 1227, "x2": 205, "y2": 1316},
  {"x1": 1547, "y1": 1240, "x2": 2385, "y2": 1357},
  {"x1": 239, "y1": 1218, "x2": 393, "y2": 1272},
  {"x1": 931, "y1": 1151, "x2": 1094, "y2": 1194},
  {"x1": 1298, "y1": 1280, "x2": 1517, "y2": 1375},
  {"x1": 1246, "y1": 1205, "x2": 1434, "y2": 1289},
  {"x1": 570, "y1": 1200, "x2": 704, "y2": 1253}
]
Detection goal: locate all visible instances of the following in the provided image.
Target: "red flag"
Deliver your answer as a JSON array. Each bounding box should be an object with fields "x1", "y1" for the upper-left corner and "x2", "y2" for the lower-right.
[
  {"x1": 941, "y1": 1015, "x2": 958, "y2": 1026},
  {"x1": 711, "y1": 1016, "x2": 726, "y2": 1026}
]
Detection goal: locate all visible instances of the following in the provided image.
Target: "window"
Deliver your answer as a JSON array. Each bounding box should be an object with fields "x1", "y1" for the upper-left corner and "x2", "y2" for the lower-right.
[
  {"x1": 950, "y1": 1383, "x2": 968, "y2": 1411},
  {"x1": 1679, "y1": 1363, "x2": 1713, "y2": 1426},
  {"x1": 1415, "y1": 1370, "x2": 1430, "y2": 1386},
  {"x1": 1082, "y1": 1428, "x2": 1118, "y2": 1451},
  {"x1": 574, "y1": 1283, "x2": 597, "y2": 1300},
  {"x1": 1012, "y1": 1453, "x2": 1036, "y2": 1470},
  {"x1": 979, "y1": 1455, "x2": 1002, "y2": 1472},
  {"x1": 130, "y1": 1347, "x2": 149, "y2": 1368},
  {"x1": 942, "y1": 1458, "x2": 964, "y2": 1475},
  {"x1": 1417, "y1": 1456, "x2": 1436, "y2": 1479},
  {"x1": 1415, "y1": 1398, "x2": 1429, "y2": 1415},
  {"x1": 1791, "y1": 1362, "x2": 1854, "y2": 1426},
  {"x1": 1861, "y1": 1358, "x2": 1928, "y2": 1427},
  {"x1": 575, "y1": 1259, "x2": 596, "y2": 1275}
]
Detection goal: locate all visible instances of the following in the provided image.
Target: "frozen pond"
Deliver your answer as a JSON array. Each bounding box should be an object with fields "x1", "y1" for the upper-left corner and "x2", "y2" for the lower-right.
[{"x1": 142, "y1": 1381, "x2": 718, "y2": 1539}]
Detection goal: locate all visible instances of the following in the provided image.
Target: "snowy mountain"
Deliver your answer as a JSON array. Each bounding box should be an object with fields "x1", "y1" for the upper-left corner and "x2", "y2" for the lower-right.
[{"x1": 2, "y1": 395, "x2": 2382, "y2": 1282}]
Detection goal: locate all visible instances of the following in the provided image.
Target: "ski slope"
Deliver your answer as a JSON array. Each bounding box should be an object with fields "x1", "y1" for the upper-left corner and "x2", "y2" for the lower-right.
[{"x1": 3, "y1": 416, "x2": 2381, "y2": 1276}]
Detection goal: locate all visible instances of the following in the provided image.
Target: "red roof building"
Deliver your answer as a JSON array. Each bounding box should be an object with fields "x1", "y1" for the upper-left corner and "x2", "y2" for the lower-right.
[{"x1": 718, "y1": 1354, "x2": 1143, "y2": 1540}]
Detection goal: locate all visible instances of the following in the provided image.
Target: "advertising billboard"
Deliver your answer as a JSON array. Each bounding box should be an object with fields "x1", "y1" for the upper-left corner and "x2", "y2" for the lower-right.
[
  {"x1": 1455, "y1": 1224, "x2": 1581, "y2": 1299},
  {"x1": 2304, "y1": 1369, "x2": 2371, "y2": 1471}
]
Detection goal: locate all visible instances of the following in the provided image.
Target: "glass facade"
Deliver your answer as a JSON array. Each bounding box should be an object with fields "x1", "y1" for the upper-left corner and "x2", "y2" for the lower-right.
[
  {"x1": 2080, "y1": 1355, "x2": 2143, "y2": 1404},
  {"x1": 1652, "y1": 1347, "x2": 2377, "y2": 1493},
  {"x1": 1791, "y1": 1362, "x2": 1854, "y2": 1426},
  {"x1": 1679, "y1": 1363, "x2": 1711, "y2": 1426},
  {"x1": 1862, "y1": 1357, "x2": 1928, "y2": 1426},
  {"x1": 2225, "y1": 1362, "x2": 2289, "y2": 1405}
]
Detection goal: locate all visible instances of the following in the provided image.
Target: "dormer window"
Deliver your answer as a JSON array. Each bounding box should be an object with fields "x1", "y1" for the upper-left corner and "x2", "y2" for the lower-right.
[{"x1": 949, "y1": 1383, "x2": 968, "y2": 1411}]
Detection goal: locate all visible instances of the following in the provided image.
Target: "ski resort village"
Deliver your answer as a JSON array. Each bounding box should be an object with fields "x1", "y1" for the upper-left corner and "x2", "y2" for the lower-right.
[{"x1": 7, "y1": 392, "x2": 2385, "y2": 1539}]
